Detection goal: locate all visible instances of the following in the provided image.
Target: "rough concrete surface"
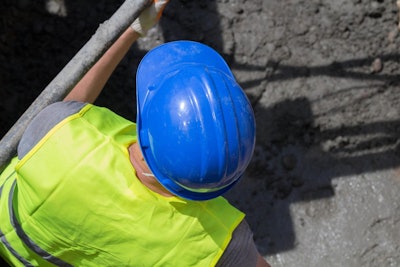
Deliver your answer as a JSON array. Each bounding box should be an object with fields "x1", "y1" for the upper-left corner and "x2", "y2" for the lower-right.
[{"x1": 1, "y1": 0, "x2": 400, "y2": 266}]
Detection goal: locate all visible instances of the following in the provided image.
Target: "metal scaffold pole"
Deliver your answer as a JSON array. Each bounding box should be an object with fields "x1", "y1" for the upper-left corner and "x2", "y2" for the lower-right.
[{"x1": 0, "y1": 0, "x2": 150, "y2": 170}]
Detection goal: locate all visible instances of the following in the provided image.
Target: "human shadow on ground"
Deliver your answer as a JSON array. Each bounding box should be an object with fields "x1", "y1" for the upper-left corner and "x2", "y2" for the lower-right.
[
  {"x1": 159, "y1": 0, "x2": 400, "y2": 255},
  {"x1": 222, "y1": 54, "x2": 400, "y2": 255}
]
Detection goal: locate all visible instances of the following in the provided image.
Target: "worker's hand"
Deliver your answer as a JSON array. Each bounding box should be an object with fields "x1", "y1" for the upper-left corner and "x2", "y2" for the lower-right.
[{"x1": 131, "y1": 0, "x2": 169, "y2": 37}]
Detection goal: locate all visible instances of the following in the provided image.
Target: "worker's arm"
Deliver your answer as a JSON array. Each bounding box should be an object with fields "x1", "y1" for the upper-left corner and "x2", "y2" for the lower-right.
[
  {"x1": 64, "y1": 0, "x2": 169, "y2": 103},
  {"x1": 64, "y1": 28, "x2": 139, "y2": 103}
]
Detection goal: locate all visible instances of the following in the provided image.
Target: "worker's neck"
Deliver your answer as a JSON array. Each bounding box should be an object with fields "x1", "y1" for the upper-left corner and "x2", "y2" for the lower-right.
[{"x1": 128, "y1": 143, "x2": 174, "y2": 197}]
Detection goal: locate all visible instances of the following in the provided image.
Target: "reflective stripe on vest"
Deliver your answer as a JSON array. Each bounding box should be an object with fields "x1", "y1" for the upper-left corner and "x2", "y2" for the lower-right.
[
  {"x1": 1, "y1": 158, "x2": 69, "y2": 266},
  {"x1": 0, "y1": 166, "x2": 33, "y2": 267},
  {"x1": 2, "y1": 104, "x2": 244, "y2": 266},
  {"x1": 9, "y1": 181, "x2": 72, "y2": 266}
]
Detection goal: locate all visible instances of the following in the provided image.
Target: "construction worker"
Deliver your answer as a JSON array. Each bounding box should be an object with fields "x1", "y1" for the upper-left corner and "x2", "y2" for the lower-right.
[{"x1": 0, "y1": 0, "x2": 271, "y2": 266}]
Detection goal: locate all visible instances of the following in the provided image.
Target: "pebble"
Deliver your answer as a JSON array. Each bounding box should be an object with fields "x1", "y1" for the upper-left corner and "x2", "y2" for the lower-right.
[
  {"x1": 370, "y1": 58, "x2": 383, "y2": 73},
  {"x1": 45, "y1": 0, "x2": 67, "y2": 17},
  {"x1": 388, "y1": 28, "x2": 398, "y2": 43}
]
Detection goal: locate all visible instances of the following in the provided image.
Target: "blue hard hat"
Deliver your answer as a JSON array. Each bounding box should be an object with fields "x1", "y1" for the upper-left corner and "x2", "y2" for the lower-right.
[{"x1": 136, "y1": 40, "x2": 256, "y2": 201}]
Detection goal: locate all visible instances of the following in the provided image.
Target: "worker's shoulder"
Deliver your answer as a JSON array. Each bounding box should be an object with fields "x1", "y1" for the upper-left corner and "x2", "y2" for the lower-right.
[
  {"x1": 40, "y1": 101, "x2": 87, "y2": 118},
  {"x1": 17, "y1": 101, "x2": 88, "y2": 159}
]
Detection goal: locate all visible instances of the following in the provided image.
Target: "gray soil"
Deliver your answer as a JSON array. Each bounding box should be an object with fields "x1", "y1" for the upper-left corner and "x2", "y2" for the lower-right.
[{"x1": 1, "y1": 0, "x2": 400, "y2": 266}]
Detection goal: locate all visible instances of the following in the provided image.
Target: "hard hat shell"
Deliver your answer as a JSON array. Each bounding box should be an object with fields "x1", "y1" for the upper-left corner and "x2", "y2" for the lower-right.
[{"x1": 136, "y1": 40, "x2": 256, "y2": 201}]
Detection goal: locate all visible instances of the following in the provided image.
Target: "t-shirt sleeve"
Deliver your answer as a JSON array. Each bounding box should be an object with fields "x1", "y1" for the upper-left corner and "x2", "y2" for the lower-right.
[{"x1": 17, "y1": 101, "x2": 87, "y2": 159}]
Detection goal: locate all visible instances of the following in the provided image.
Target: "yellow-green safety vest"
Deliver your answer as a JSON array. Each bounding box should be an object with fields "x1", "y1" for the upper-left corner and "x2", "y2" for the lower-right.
[{"x1": 0, "y1": 104, "x2": 244, "y2": 266}]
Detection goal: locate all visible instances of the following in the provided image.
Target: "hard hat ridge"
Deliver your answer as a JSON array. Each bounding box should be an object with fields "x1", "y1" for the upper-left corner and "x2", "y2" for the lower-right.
[{"x1": 136, "y1": 40, "x2": 256, "y2": 200}]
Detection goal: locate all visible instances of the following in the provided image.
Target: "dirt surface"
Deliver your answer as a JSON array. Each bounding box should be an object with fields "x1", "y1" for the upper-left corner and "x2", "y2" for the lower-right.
[{"x1": 1, "y1": 0, "x2": 400, "y2": 266}]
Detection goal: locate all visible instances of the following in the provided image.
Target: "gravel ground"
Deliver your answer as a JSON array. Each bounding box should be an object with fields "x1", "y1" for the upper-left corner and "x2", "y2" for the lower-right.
[{"x1": 1, "y1": 0, "x2": 400, "y2": 266}]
